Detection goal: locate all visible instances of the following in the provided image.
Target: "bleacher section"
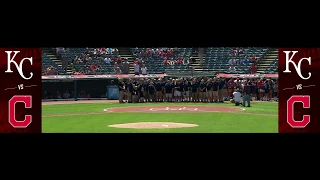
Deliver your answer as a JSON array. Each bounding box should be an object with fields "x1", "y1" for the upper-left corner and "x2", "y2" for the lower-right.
[
  {"x1": 263, "y1": 58, "x2": 278, "y2": 74},
  {"x1": 65, "y1": 48, "x2": 120, "y2": 74},
  {"x1": 41, "y1": 47, "x2": 277, "y2": 75},
  {"x1": 42, "y1": 52, "x2": 64, "y2": 74},
  {"x1": 130, "y1": 48, "x2": 193, "y2": 74},
  {"x1": 205, "y1": 47, "x2": 269, "y2": 74}
]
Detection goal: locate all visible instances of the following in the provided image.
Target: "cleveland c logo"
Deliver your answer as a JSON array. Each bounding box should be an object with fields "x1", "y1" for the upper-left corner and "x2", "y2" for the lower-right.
[
  {"x1": 8, "y1": 95, "x2": 32, "y2": 128},
  {"x1": 286, "y1": 95, "x2": 310, "y2": 128}
]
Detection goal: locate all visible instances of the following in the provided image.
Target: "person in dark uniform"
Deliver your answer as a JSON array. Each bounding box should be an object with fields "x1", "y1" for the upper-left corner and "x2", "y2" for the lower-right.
[
  {"x1": 199, "y1": 79, "x2": 207, "y2": 102},
  {"x1": 155, "y1": 79, "x2": 163, "y2": 102},
  {"x1": 164, "y1": 80, "x2": 174, "y2": 102},
  {"x1": 242, "y1": 80, "x2": 251, "y2": 107},
  {"x1": 248, "y1": 79, "x2": 256, "y2": 101},
  {"x1": 206, "y1": 79, "x2": 213, "y2": 103},
  {"x1": 183, "y1": 79, "x2": 190, "y2": 102},
  {"x1": 118, "y1": 78, "x2": 125, "y2": 103},
  {"x1": 127, "y1": 79, "x2": 133, "y2": 103},
  {"x1": 132, "y1": 83, "x2": 138, "y2": 103},
  {"x1": 218, "y1": 77, "x2": 225, "y2": 102},
  {"x1": 264, "y1": 79, "x2": 270, "y2": 101},
  {"x1": 178, "y1": 79, "x2": 184, "y2": 102},
  {"x1": 212, "y1": 78, "x2": 219, "y2": 103},
  {"x1": 187, "y1": 78, "x2": 192, "y2": 101},
  {"x1": 161, "y1": 79, "x2": 166, "y2": 102},
  {"x1": 137, "y1": 79, "x2": 144, "y2": 102},
  {"x1": 148, "y1": 82, "x2": 156, "y2": 102},
  {"x1": 191, "y1": 79, "x2": 198, "y2": 102},
  {"x1": 143, "y1": 79, "x2": 150, "y2": 102},
  {"x1": 196, "y1": 78, "x2": 201, "y2": 102}
]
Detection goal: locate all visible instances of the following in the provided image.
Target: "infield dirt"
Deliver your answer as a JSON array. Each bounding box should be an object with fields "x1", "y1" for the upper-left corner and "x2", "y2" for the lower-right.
[{"x1": 108, "y1": 122, "x2": 199, "y2": 129}]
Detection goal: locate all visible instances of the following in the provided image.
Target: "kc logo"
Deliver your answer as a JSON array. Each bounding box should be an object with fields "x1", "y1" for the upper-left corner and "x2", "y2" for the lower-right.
[
  {"x1": 283, "y1": 51, "x2": 311, "y2": 80},
  {"x1": 283, "y1": 51, "x2": 312, "y2": 128},
  {"x1": 5, "y1": 51, "x2": 33, "y2": 80},
  {"x1": 4, "y1": 51, "x2": 33, "y2": 128}
]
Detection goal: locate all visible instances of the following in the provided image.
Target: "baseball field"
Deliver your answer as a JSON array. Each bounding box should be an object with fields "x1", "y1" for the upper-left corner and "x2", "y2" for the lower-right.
[{"x1": 42, "y1": 100, "x2": 278, "y2": 133}]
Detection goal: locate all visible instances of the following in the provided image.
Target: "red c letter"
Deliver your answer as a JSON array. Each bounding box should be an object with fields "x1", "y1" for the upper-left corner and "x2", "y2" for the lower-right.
[
  {"x1": 287, "y1": 95, "x2": 310, "y2": 128},
  {"x1": 8, "y1": 95, "x2": 32, "y2": 128}
]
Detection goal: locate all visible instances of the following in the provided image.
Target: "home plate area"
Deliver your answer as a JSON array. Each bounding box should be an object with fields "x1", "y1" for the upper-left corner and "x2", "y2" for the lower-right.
[{"x1": 106, "y1": 106, "x2": 244, "y2": 113}]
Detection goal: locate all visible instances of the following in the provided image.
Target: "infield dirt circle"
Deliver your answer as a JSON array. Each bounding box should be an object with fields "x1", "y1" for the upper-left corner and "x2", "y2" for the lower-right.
[
  {"x1": 109, "y1": 122, "x2": 198, "y2": 129},
  {"x1": 106, "y1": 106, "x2": 243, "y2": 113}
]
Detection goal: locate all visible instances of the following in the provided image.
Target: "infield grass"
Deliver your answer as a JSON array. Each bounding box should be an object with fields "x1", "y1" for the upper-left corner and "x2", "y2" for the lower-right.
[{"x1": 42, "y1": 101, "x2": 278, "y2": 133}]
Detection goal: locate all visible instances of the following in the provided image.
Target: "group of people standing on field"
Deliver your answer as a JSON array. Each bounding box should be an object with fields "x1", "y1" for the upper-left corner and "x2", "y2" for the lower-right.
[
  {"x1": 227, "y1": 77, "x2": 278, "y2": 102},
  {"x1": 117, "y1": 77, "x2": 278, "y2": 104}
]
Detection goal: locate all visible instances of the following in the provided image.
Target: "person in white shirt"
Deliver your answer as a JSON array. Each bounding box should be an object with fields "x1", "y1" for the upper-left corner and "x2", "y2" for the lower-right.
[
  {"x1": 183, "y1": 58, "x2": 189, "y2": 65},
  {"x1": 104, "y1": 57, "x2": 111, "y2": 64},
  {"x1": 141, "y1": 65, "x2": 147, "y2": 75},
  {"x1": 232, "y1": 89, "x2": 242, "y2": 106},
  {"x1": 229, "y1": 65, "x2": 236, "y2": 73}
]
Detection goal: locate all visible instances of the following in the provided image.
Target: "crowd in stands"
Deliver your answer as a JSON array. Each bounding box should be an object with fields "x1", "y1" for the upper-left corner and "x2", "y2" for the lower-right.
[
  {"x1": 70, "y1": 47, "x2": 120, "y2": 75},
  {"x1": 227, "y1": 48, "x2": 260, "y2": 74},
  {"x1": 132, "y1": 47, "x2": 192, "y2": 67},
  {"x1": 162, "y1": 55, "x2": 190, "y2": 66},
  {"x1": 42, "y1": 66, "x2": 58, "y2": 75},
  {"x1": 41, "y1": 47, "x2": 65, "y2": 75},
  {"x1": 42, "y1": 47, "x2": 275, "y2": 76}
]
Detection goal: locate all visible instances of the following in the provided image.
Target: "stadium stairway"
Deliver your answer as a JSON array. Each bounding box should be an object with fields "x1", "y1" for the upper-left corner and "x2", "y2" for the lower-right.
[
  {"x1": 118, "y1": 47, "x2": 134, "y2": 74},
  {"x1": 256, "y1": 48, "x2": 278, "y2": 74},
  {"x1": 42, "y1": 48, "x2": 65, "y2": 71},
  {"x1": 189, "y1": 47, "x2": 207, "y2": 72}
]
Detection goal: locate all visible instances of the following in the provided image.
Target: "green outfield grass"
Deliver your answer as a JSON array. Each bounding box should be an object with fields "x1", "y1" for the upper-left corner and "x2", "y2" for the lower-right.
[{"x1": 42, "y1": 101, "x2": 278, "y2": 133}]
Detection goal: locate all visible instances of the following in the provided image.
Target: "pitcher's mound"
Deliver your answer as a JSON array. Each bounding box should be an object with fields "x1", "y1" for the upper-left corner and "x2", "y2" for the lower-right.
[{"x1": 109, "y1": 122, "x2": 198, "y2": 129}]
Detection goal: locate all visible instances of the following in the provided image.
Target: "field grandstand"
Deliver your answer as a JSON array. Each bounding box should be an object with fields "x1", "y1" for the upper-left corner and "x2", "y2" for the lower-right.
[{"x1": 42, "y1": 47, "x2": 278, "y2": 76}]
